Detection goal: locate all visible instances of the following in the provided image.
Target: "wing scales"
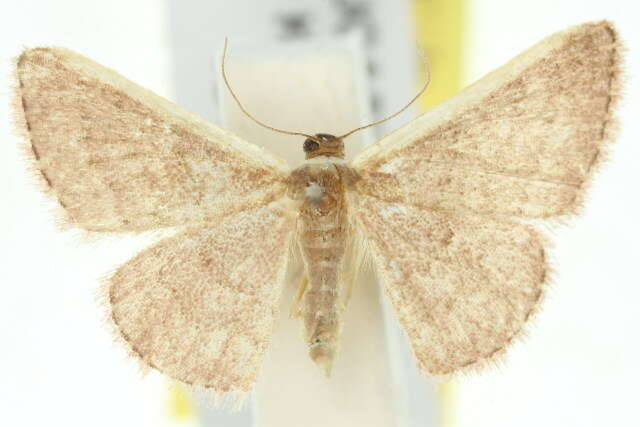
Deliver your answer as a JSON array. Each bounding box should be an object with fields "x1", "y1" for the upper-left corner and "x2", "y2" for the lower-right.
[
  {"x1": 353, "y1": 21, "x2": 621, "y2": 219},
  {"x1": 15, "y1": 48, "x2": 289, "y2": 231},
  {"x1": 108, "y1": 203, "x2": 295, "y2": 392},
  {"x1": 353, "y1": 195, "x2": 546, "y2": 375}
]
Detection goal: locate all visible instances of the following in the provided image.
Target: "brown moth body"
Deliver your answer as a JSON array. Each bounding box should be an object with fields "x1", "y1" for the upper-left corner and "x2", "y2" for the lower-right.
[
  {"x1": 287, "y1": 134, "x2": 359, "y2": 375},
  {"x1": 12, "y1": 21, "x2": 622, "y2": 394}
]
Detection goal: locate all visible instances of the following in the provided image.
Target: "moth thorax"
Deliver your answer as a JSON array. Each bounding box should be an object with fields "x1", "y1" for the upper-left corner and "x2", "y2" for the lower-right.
[{"x1": 303, "y1": 133, "x2": 345, "y2": 159}]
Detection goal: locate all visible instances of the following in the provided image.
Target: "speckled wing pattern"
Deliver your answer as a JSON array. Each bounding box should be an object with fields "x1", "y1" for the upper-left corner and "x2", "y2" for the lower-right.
[
  {"x1": 110, "y1": 204, "x2": 295, "y2": 392},
  {"x1": 14, "y1": 48, "x2": 296, "y2": 393},
  {"x1": 351, "y1": 22, "x2": 621, "y2": 375},
  {"x1": 15, "y1": 47, "x2": 289, "y2": 232},
  {"x1": 354, "y1": 195, "x2": 545, "y2": 375}
]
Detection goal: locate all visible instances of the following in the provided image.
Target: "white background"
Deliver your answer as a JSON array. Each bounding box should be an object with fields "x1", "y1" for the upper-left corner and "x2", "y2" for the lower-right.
[{"x1": 1, "y1": 1, "x2": 639, "y2": 427}]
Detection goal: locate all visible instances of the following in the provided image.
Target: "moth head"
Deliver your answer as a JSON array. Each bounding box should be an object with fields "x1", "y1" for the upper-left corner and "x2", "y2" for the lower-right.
[
  {"x1": 221, "y1": 38, "x2": 430, "y2": 158},
  {"x1": 303, "y1": 133, "x2": 345, "y2": 159}
]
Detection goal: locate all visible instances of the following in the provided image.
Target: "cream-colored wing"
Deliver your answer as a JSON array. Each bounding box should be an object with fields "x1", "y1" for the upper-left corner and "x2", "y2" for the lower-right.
[
  {"x1": 108, "y1": 202, "x2": 294, "y2": 393},
  {"x1": 352, "y1": 21, "x2": 621, "y2": 218},
  {"x1": 353, "y1": 195, "x2": 546, "y2": 375},
  {"x1": 14, "y1": 47, "x2": 289, "y2": 232}
]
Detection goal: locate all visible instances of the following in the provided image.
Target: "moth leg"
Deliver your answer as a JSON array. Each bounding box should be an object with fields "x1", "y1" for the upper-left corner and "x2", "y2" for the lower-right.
[
  {"x1": 289, "y1": 275, "x2": 308, "y2": 318},
  {"x1": 341, "y1": 275, "x2": 356, "y2": 312}
]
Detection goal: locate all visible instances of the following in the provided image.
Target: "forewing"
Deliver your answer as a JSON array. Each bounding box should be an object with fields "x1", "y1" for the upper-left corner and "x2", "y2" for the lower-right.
[
  {"x1": 353, "y1": 195, "x2": 546, "y2": 375},
  {"x1": 352, "y1": 21, "x2": 622, "y2": 219},
  {"x1": 14, "y1": 48, "x2": 289, "y2": 231},
  {"x1": 108, "y1": 202, "x2": 295, "y2": 392}
]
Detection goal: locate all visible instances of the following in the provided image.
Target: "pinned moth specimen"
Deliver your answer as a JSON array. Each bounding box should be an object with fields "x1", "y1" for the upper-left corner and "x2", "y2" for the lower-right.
[{"x1": 13, "y1": 21, "x2": 622, "y2": 394}]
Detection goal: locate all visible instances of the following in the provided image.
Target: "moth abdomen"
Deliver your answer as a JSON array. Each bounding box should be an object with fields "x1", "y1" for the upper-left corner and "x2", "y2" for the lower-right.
[{"x1": 289, "y1": 159, "x2": 354, "y2": 377}]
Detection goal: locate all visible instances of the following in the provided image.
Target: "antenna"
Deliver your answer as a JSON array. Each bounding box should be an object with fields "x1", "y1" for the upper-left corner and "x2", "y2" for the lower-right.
[
  {"x1": 338, "y1": 47, "x2": 432, "y2": 140},
  {"x1": 221, "y1": 38, "x2": 323, "y2": 144}
]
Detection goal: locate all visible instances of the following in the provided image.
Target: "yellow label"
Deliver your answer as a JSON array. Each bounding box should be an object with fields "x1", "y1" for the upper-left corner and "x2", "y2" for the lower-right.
[
  {"x1": 167, "y1": 382, "x2": 195, "y2": 422},
  {"x1": 413, "y1": 0, "x2": 465, "y2": 110}
]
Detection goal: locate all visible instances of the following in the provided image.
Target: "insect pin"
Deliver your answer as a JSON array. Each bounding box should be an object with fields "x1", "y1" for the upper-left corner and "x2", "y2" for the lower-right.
[{"x1": 13, "y1": 21, "x2": 622, "y2": 394}]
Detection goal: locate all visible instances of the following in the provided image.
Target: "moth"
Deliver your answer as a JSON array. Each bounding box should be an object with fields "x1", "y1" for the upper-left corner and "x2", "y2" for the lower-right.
[{"x1": 13, "y1": 21, "x2": 621, "y2": 394}]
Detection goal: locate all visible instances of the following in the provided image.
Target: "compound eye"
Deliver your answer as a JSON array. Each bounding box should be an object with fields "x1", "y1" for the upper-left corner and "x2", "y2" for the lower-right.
[{"x1": 303, "y1": 139, "x2": 320, "y2": 153}]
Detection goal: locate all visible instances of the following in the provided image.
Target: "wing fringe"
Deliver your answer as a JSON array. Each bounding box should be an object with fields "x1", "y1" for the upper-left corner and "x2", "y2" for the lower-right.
[
  {"x1": 565, "y1": 21, "x2": 625, "y2": 223},
  {"x1": 10, "y1": 49, "x2": 74, "y2": 231},
  {"x1": 430, "y1": 229, "x2": 556, "y2": 381}
]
